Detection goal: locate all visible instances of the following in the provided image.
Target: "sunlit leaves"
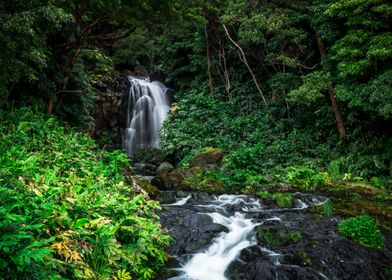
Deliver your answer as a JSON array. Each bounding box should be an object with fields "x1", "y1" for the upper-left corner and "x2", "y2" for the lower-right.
[
  {"x1": 0, "y1": 109, "x2": 171, "y2": 279},
  {"x1": 288, "y1": 71, "x2": 331, "y2": 105}
]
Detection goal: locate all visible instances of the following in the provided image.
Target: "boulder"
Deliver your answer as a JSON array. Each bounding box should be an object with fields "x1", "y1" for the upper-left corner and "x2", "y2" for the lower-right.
[
  {"x1": 157, "y1": 162, "x2": 175, "y2": 175},
  {"x1": 189, "y1": 147, "x2": 224, "y2": 168},
  {"x1": 156, "y1": 170, "x2": 187, "y2": 190}
]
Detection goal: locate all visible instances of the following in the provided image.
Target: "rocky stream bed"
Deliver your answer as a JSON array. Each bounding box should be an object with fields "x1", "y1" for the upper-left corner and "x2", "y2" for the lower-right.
[{"x1": 155, "y1": 191, "x2": 392, "y2": 280}]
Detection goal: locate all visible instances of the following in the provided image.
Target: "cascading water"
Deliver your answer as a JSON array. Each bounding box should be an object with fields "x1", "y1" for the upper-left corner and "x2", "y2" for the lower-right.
[
  {"x1": 124, "y1": 77, "x2": 170, "y2": 156},
  {"x1": 158, "y1": 192, "x2": 338, "y2": 280}
]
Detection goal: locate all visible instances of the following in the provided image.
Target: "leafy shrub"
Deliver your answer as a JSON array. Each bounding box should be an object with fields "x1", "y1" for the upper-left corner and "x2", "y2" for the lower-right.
[
  {"x1": 338, "y1": 215, "x2": 384, "y2": 248},
  {"x1": 273, "y1": 193, "x2": 293, "y2": 208},
  {"x1": 0, "y1": 108, "x2": 171, "y2": 279},
  {"x1": 284, "y1": 166, "x2": 329, "y2": 190},
  {"x1": 223, "y1": 143, "x2": 265, "y2": 171},
  {"x1": 211, "y1": 169, "x2": 267, "y2": 191}
]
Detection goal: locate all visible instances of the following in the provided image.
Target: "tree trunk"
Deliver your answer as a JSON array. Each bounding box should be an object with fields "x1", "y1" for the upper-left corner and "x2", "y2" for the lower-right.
[
  {"x1": 204, "y1": 25, "x2": 215, "y2": 96},
  {"x1": 316, "y1": 32, "x2": 346, "y2": 138},
  {"x1": 47, "y1": 99, "x2": 53, "y2": 115}
]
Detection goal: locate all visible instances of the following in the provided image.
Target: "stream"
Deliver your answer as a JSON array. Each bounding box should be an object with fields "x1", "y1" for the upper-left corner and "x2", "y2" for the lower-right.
[{"x1": 156, "y1": 191, "x2": 392, "y2": 280}]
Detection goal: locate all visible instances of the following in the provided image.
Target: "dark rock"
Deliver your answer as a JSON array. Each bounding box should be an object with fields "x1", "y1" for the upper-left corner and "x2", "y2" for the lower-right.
[
  {"x1": 133, "y1": 162, "x2": 157, "y2": 176},
  {"x1": 134, "y1": 176, "x2": 159, "y2": 198},
  {"x1": 157, "y1": 191, "x2": 392, "y2": 280},
  {"x1": 92, "y1": 76, "x2": 129, "y2": 150},
  {"x1": 149, "y1": 70, "x2": 165, "y2": 82}
]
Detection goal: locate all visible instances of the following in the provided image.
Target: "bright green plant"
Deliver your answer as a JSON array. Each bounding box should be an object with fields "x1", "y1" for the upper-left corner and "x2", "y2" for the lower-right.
[
  {"x1": 258, "y1": 191, "x2": 271, "y2": 199},
  {"x1": 0, "y1": 108, "x2": 171, "y2": 279},
  {"x1": 284, "y1": 166, "x2": 329, "y2": 190},
  {"x1": 338, "y1": 215, "x2": 384, "y2": 248},
  {"x1": 273, "y1": 193, "x2": 293, "y2": 208}
]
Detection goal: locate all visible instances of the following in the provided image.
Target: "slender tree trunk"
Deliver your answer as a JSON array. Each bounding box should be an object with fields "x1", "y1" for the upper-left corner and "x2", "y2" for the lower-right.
[
  {"x1": 316, "y1": 32, "x2": 346, "y2": 138},
  {"x1": 222, "y1": 23, "x2": 268, "y2": 106},
  {"x1": 217, "y1": 38, "x2": 232, "y2": 101},
  {"x1": 204, "y1": 25, "x2": 215, "y2": 96},
  {"x1": 47, "y1": 99, "x2": 53, "y2": 115}
]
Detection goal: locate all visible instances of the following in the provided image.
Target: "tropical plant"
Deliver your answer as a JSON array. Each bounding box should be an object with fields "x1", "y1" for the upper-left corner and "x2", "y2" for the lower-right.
[
  {"x1": 0, "y1": 108, "x2": 171, "y2": 279},
  {"x1": 338, "y1": 215, "x2": 384, "y2": 249}
]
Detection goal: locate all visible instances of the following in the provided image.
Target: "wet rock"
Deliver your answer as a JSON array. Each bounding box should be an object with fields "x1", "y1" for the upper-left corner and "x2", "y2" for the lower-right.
[
  {"x1": 157, "y1": 191, "x2": 392, "y2": 280},
  {"x1": 189, "y1": 147, "x2": 224, "y2": 167},
  {"x1": 157, "y1": 162, "x2": 175, "y2": 175},
  {"x1": 132, "y1": 162, "x2": 157, "y2": 176},
  {"x1": 158, "y1": 206, "x2": 224, "y2": 256},
  {"x1": 134, "y1": 177, "x2": 159, "y2": 198},
  {"x1": 157, "y1": 191, "x2": 176, "y2": 204}
]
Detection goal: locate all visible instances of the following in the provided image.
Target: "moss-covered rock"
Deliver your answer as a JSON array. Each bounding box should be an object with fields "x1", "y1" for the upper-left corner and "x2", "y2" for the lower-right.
[
  {"x1": 189, "y1": 147, "x2": 224, "y2": 168},
  {"x1": 157, "y1": 170, "x2": 187, "y2": 190},
  {"x1": 157, "y1": 162, "x2": 175, "y2": 175},
  {"x1": 134, "y1": 177, "x2": 160, "y2": 198}
]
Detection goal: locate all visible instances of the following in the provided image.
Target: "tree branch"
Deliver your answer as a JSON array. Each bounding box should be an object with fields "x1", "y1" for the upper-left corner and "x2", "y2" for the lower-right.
[{"x1": 221, "y1": 23, "x2": 268, "y2": 106}]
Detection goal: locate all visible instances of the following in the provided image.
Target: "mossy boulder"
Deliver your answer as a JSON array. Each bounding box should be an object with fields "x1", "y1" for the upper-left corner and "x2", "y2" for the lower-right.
[
  {"x1": 156, "y1": 170, "x2": 187, "y2": 190},
  {"x1": 189, "y1": 147, "x2": 224, "y2": 168},
  {"x1": 134, "y1": 177, "x2": 160, "y2": 198},
  {"x1": 157, "y1": 162, "x2": 175, "y2": 175}
]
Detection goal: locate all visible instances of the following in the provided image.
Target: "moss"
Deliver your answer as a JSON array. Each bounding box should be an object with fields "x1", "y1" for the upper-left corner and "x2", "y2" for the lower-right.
[
  {"x1": 273, "y1": 192, "x2": 293, "y2": 208},
  {"x1": 318, "y1": 182, "x2": 392, "y2": 228},
  {"x1": 134, "y1": 178, "x2": 160, "y2": 198},
  {"x1": 258, "y1": 226, "x2": 302, "y2": 247},
  {"x1": 294, "y1": 251, "x2": 313, "y2": 266}
]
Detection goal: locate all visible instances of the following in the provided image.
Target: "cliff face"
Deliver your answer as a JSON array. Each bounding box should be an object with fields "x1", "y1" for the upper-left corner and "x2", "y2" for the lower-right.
[{"x1": 92, "y1": 75, "x2": 129, "y2": 150}]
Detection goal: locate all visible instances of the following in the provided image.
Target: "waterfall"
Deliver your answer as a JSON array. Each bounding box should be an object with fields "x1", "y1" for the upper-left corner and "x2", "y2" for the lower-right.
[{"x1": 124, "y1": 77, "x2": 170, "y2": 156}]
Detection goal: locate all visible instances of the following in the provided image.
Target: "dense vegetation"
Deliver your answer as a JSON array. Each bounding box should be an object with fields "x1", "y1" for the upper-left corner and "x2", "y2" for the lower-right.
[
  {"x1": 0, "y1": 0, "x2": 391, "y2": 277},
  {"x1": 0, "y1": 109, "x2": 170, "y2": 279},
  {"x1": 157, "y1": 0, "x2": 392, "y2": 187}
]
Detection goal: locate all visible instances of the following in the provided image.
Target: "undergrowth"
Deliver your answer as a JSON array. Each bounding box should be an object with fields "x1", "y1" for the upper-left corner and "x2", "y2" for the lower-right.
[{"x1": 0, "y1": 108, "x2": 171, "y2": 279}]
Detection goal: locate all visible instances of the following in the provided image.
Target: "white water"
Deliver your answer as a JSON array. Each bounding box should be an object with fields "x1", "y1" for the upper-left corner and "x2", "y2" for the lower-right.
[
  {"x1": 169, "y1": 195, "x2": 276, "y2": 280},
  {"x1": 124, "y1": 77, "x2": 170, "y2": 156},
  {"x1": 167, "y1": 193, "x2": 329, "y2": 280},
  {"x1": 165, "y1": 195, "x2": 192, "y2": 206}
]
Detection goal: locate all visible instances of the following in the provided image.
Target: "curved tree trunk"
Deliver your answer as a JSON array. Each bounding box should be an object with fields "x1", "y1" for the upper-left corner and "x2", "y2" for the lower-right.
[{"x1": 316, "y1": 32, "x2": 346, "y2": 138}]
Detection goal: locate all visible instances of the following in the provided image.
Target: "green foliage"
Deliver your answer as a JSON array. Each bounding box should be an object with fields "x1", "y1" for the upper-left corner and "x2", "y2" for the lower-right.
[
  {"x1": 223, "y1": 144, "x2": 265, "y2": 171},
  {"x1": 322, "y1": 200, "x2": 334, "y2": 216},
  {"x1": 262, "y1": 228, "x2": 302, "y2": 246},
  {"x1": 284, "y1": 166, "x2": 329, "y2": 190},
  {"x1": 288, "y1": 71, "x2": 330, "y2": 105},
  {"x1": 338, "y1": 215, "x2": 384, "y2": 248},
  {"x1": 0, "y1": 108, "x2": 170, "y2": 279},
  {"x1": 335, "y1": 69, "x2": 392, "y2": 119},
  {"x1": 258, "y1": 191, "x2": 272, "y2": 199},
  {"x1": 273, "y1": 193, "x2": 293, "y2": 208},
  {"x1": 370, "y1": 177, "x2": 386, "y2": 190}
]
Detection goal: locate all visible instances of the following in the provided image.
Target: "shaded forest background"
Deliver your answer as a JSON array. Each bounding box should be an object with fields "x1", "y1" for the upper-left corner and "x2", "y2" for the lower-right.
[{"x1": 1, "y1": 0, "x2": 391, "y2": 180}]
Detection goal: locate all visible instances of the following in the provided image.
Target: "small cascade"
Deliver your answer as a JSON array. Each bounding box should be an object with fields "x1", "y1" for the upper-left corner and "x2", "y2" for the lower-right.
[
  {"x1": 160, "y1": 192, "x2": 331, "y2": 280},
  {"x1": 124, "y1": 77, "x2": 170, "y2": 156}
]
